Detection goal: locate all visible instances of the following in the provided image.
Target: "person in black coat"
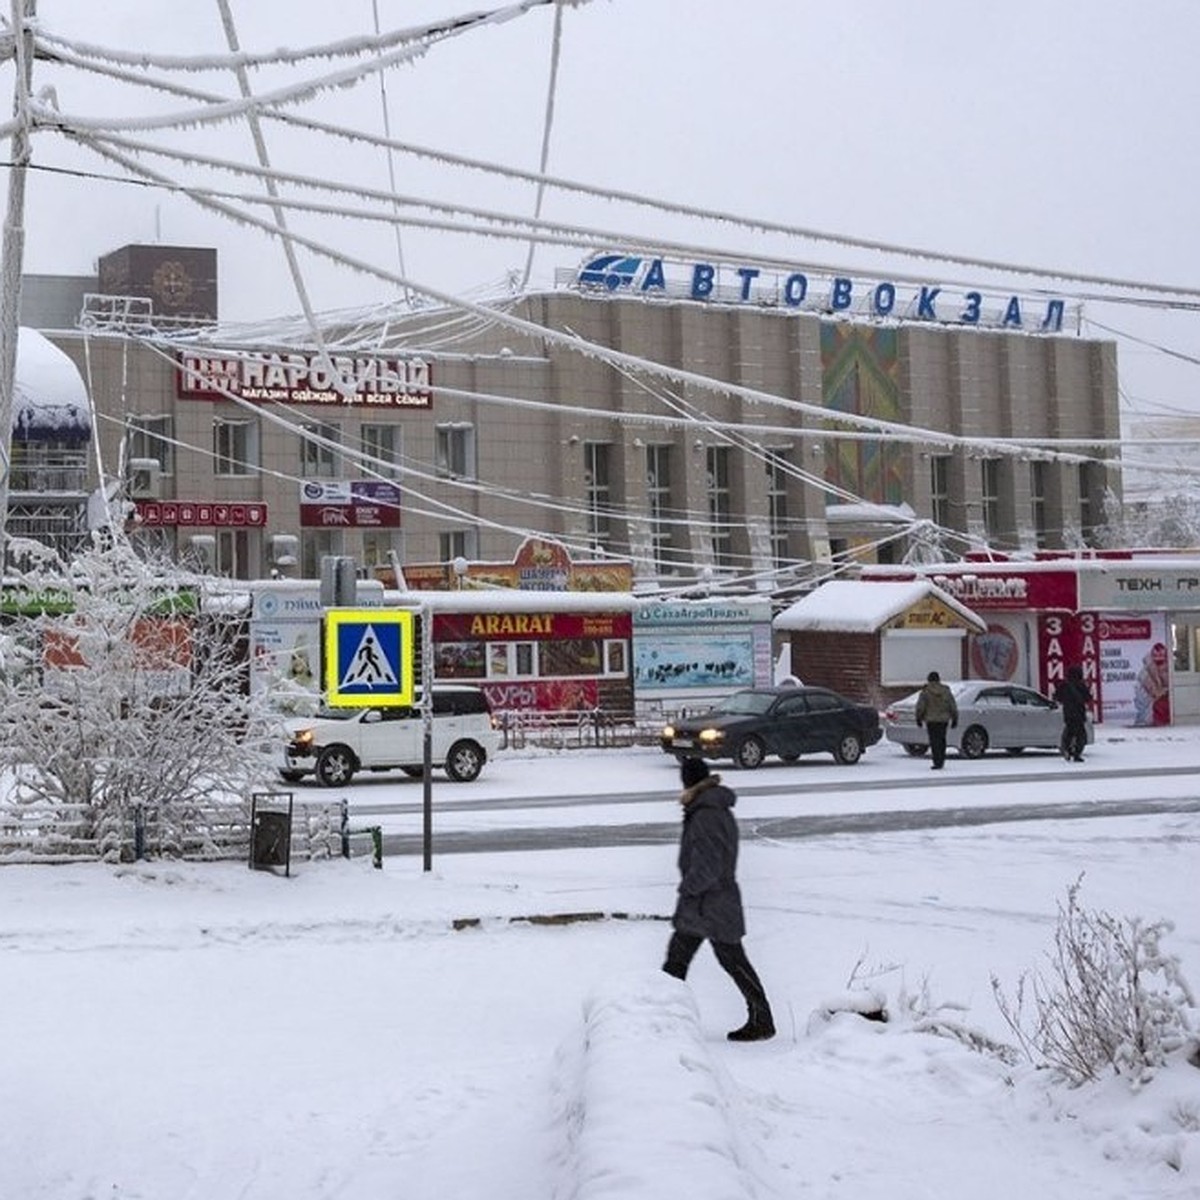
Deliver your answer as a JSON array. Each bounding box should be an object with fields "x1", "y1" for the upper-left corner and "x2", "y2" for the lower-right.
[
  {"x1": 1054, "y1": 664, "x2": 1092, "y2": 763},
  {"x1": 662, "y1": 757, "x2": 775, "y2": 1042}
]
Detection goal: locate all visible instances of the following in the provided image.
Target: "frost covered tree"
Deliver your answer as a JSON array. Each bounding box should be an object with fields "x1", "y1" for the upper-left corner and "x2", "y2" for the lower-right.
[
  {"x1": 0, "y1": 536, "x2": 279, "y2": 859},
  {"x1": 1097, "y1": 488, "x2": 1200, "y2": 550}
]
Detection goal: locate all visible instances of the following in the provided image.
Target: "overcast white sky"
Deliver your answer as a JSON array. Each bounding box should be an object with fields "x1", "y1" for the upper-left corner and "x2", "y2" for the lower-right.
[{"x1": 5, "y1": 0, "x2": 1200, "y2": 423}]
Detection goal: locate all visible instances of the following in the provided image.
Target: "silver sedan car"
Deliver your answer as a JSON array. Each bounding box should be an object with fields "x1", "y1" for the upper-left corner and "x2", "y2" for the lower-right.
[{"x1": 883, "y1": 681, "x2": 1093, "y2": 759}]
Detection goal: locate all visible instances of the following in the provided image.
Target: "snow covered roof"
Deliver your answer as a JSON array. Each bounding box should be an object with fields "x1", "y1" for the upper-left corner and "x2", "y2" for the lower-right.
[
  {"x1": 773, "y1": 579, "x2": 987, "y2": 634},
  {"x1": 12, "y1": 327, "x2": 91, "y2": 445}
]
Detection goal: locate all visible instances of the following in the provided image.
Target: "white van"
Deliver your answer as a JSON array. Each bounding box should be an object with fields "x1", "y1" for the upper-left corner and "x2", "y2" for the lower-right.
[{"x1": 279, "y1": 685, "x2": 499, "y2": 785}]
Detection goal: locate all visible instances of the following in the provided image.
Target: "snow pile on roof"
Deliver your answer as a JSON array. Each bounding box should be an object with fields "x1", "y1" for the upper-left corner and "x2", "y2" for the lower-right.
[
  {"x1": 11, "y1": 327, "x2": 91, "y2": 445},
  {"x1": 774, "y1": 579, "x2": 986, "y2": 633}
]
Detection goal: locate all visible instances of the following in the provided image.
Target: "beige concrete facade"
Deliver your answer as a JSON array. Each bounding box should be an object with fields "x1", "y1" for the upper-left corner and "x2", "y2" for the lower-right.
[{"x1": 42, "y1": 287, "x2": 1119, "y2": 585}]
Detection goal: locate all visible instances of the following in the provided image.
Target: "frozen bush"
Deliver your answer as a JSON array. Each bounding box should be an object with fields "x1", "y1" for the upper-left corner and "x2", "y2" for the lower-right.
[{"x1": 993, "y1": 878, "x2": 1197, "y2": 1086}]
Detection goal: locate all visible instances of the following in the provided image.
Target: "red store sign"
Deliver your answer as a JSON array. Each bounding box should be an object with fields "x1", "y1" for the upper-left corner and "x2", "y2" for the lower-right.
[
  {"x1": 929, "y1": 569, "x2": 1077, "y2": 611},
  {"x1": 135, "y1": 501, "x2": 268, "y2": 527},
  {"x1": 434, "y1": 611, "x2": 632, "y2": 642}
]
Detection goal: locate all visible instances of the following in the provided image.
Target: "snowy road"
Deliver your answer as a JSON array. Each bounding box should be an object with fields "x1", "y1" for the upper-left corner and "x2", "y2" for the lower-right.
[{"x1": 300, "y1": 729, "x2": 1200, "y2": 857}]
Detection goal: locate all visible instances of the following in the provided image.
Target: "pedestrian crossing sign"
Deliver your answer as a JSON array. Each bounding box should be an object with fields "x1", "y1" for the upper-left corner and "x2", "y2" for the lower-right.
[{"x1": 323, "y1": 608, "x2": 415, "y2": 707}]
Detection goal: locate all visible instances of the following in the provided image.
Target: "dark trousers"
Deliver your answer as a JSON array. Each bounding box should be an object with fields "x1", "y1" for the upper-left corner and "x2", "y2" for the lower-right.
[
  {"x1": 1062, "y1": 719, "x2": 1087, "y2": 761},
  {"x1": 926, "y1": 721, "x2": 949, "y2": 768},
  {"x1": 663, "y1": 930, "x2": 773, "y2": 1024}
]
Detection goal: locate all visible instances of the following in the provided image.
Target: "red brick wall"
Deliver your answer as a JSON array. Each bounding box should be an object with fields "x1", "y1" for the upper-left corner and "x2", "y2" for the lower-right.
[{"x1": 787, "y1": 632, "x2": 969, "y2": 710}]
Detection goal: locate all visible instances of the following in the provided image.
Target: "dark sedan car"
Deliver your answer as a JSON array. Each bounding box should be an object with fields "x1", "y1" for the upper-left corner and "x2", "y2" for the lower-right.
[{"x1": 659, "y1": 686, "x2": 882, "y2": 769}]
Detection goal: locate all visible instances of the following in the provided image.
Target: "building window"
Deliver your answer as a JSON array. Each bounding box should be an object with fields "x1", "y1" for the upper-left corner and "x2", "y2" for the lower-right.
[
  {"x1": 981, "y1": 457, "x2": 1002, "y2": 540},
  {"x1": 584, "y1": 442, "x2": 612, "y2": 552},
  {"x1": 301, "y1": 529, "x2": 341, "y2": 579},
  {"x1": 360, "y1": 423, "x2": 401, "y2": 478},
  {"x1": 300, "y1": 421, "x2": 340, "y2": 478},
  {"x1": 127, "y1": 415, "x2": 174, "y2": 476},
  {"x1": 436, "y1": 423, "x2": 475, "y2": 479},
  {"x1": 707, "y1": 445, "x2": 732, "y2": 567},
  {"x1": 213, "y1": 417, "x2": 258, "y2": 477},
  {"x1": 361, "y1": 530, "x2": 401, "y2": 572},
  {"x1": 765, "y1": 449, "x2": 790, "y2": 567},
  {"x1": 646, "y1": 444, "x2": 673, "y2": 570},
  {"x1": 439, "y1": 528, "x2": 479, "y2": 563},
  {"x1": 215, "y1": 528, "x2": 251, "y2": 580},
  {"x1": 1031, "y1": 461, "x2": 1048, "y2": 548},
  {"x1": 930, "y1": 455, "x2": 951, "y2": 529},
  {"x1": 1079, "y1": 461, "x2": 1103, "y2": 546}
]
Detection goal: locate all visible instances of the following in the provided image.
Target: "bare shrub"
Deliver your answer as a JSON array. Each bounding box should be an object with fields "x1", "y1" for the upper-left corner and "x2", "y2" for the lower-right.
[{"x1": 992, "y1": 878, "x2": 1197, "y2": 1086}]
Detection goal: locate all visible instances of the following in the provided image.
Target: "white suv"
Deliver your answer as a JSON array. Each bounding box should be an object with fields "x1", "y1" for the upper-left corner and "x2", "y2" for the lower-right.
[{"x1": 279, "y1": 685, "x2": 499, "y2": 786}]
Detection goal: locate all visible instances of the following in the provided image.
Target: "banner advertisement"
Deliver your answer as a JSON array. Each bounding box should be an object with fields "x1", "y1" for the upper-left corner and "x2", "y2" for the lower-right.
[{"x1": 1097, "y1": 613, "x2": 1171, "y2": 727}]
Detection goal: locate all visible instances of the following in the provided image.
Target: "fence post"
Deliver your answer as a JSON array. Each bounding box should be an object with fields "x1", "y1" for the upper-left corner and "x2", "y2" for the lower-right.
[
  {"x1": 133, "y1": 805, "x2": 145, "y2": 861},
  {"x1": 339, "y1": 797, "x2": 350, "y2": 859}
]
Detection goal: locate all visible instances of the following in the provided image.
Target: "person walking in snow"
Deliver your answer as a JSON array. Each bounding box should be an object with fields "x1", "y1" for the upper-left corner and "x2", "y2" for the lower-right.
[
  {"x1": 662, "y1": 756, "x2": 775, "y2": 1042},
  {"x1": 1054, "y1": 664, "x2": 1092, "y2": 763},
  {"x1": 915, "y1": 670, "x2": 958, "y2": 770}
]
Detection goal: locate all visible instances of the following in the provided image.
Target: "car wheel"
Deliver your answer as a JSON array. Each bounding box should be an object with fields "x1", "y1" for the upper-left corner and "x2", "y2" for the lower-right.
[
  {"x1": 903, "y1": 743, "x2": 929, "y2": 758},
  {"x1": 1004, "y1": 747, "x2": 1026, "y2": 756},
  {"x1": 734, "y1": 736, "x2": 766, "y2": 769},
  {"x1": 279, "y1": 769, "x2": 305, "y2": 783},
  {"x1": 401, "y1": 766, "x2": 425, "y2": 778},
  {"x1": 445, "y1": 739, "x2": 485, "y2": 782},
  {"x1": 833, "y1": 733, "x2": 864, "y2": 765},
  {"x1": 959, "y1": 726, "x2": 989, "y2": 759},
  {"x1": 315, "y1": 745, "x2": 356, "y2": 786}
]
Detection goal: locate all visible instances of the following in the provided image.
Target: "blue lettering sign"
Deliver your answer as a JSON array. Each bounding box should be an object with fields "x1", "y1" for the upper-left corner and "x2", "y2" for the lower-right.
[
  {"x1": 736, "y1": 266, "x2": 760, "y2": 301},
  {"x1": 783, "y1": 272, "x2": 808, "y2": 306},
  {"x1": 642, "y1": 258, "x2": 666, "y2": 292}
]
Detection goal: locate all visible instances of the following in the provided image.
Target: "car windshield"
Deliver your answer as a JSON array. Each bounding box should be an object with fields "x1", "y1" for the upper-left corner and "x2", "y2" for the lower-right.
[{"x1": 713, "y1": 691, "x2": 775, "y2": 716}]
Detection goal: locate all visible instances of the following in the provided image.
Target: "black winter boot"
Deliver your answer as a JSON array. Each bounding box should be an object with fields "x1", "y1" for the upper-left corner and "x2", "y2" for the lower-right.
[{"x1": 727, "y1": 1016, "x2": 775, "y2": 1042}]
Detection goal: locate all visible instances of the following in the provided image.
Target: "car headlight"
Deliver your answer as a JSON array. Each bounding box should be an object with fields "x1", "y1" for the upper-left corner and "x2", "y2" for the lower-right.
[
  {"x1": 698, "y1": 727, "x2": 723, "y2": 744},
  {"x1": 293, "y1": 729, "x2": 314, "y2": 748},
  {"x1": 661, "y1": 724, "x2": 676, "y2": 739}
]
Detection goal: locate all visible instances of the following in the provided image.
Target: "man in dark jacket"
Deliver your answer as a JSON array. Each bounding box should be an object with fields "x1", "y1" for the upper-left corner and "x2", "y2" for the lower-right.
[
  {"x1": 1054, "y1": 664, "x2": 1091, "y2": 763},
  {"x1": 662, "y1": 757, "x2": 775, "y2": 1042},
  {"x1": 915, "y1": 670, "x2": 958, "y2": 770}
]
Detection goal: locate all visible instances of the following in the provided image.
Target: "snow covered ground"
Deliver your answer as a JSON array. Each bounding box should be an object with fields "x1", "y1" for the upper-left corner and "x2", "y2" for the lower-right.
[{"x1": 1, "y1": 727, "x2": 1198, "y2": 1199}]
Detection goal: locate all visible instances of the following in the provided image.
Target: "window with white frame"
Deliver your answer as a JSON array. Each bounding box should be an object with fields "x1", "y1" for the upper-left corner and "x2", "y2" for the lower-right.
[
  {"x1": 646, "y1": 443, "x2": 673, "y2": 570},
  {"x1": 439, "y1": 528, "x2": 479, "y2": 562},
  {"x1": 301, "y1": 529, "x2": 341, "y2": 579},
  {"x1": 707, "y1": 445, "x2": 733, "y2": 567},
  {"x1": 436, "y1": 423, "x2": 476, "y2": 479},
  {"x1": 361, "y1": 530, "x2": 402, "y2": 572},
  {"x1": 213, "y1": 417, "x2": 258, "y2": 477},
  {"x1": 981, "y1": 457, "x2": 1002, "y2": 540},
  {"x1": 300, "y1": 421, "x2": 340, "y2": 478},
  {"x1": 215, "y1": 528, "x2": 251, "y2": 579},
  {"x1": 765, "y1": 449, "x2": 790, "y2": 567},
  {"x1": 1079, "y1": 461, "x2": 1103, "y2": 545},
  {"x1": 584, "y1": 441, "x2": 612, "y2": 551},
  {"x1": 1031, "y1": 460, "x2": 1049, "y2": 548},
  {"x1": 127, "y1": 415, "x2": 174, "y2": 476},
  {"x1": 360, "y1": 423, "x2": 400, "y2": 478},
  {"x1": 930, "y1": 455, "x2": 951, "y2": 529}
]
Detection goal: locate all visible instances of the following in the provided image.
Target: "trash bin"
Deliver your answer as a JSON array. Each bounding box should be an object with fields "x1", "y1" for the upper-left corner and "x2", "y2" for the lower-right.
[{"x1": 250, "y1": 793, "x2": 294, "y2": 876}]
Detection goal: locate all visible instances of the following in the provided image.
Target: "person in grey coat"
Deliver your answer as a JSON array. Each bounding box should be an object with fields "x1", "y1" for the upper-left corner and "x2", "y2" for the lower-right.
[
  {"x1": 915, "y1": 670, "x2": 958, "y2": 770},
  {"x1": 662, "y1": 756, "x2": 775, "y2": 1042}
]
